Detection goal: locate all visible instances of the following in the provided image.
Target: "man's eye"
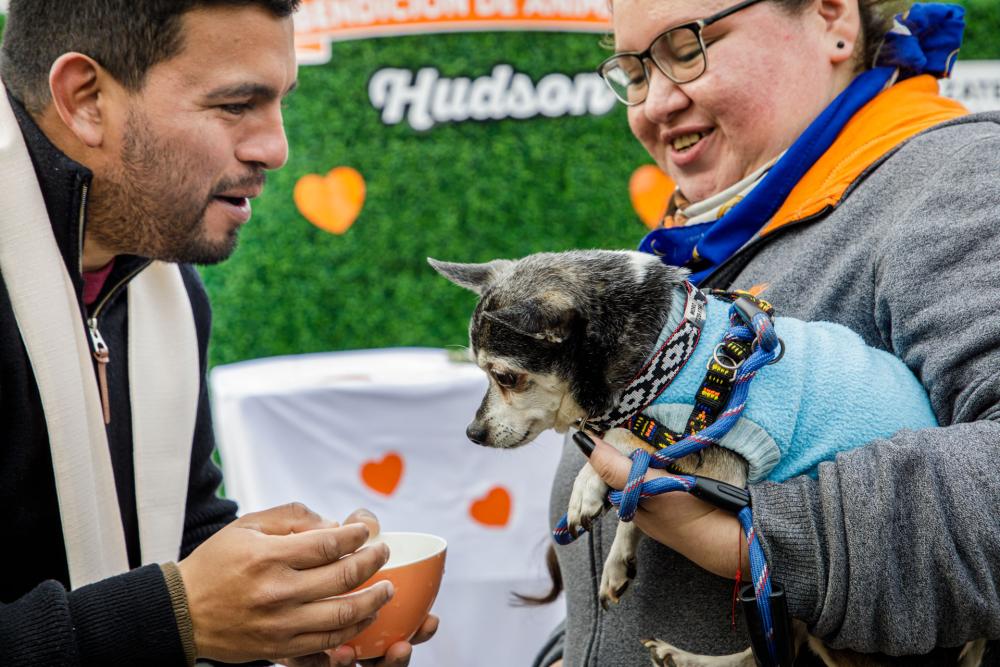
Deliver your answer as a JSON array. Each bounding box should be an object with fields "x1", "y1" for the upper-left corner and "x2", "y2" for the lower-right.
[
  {"x1": 220, "y1": 103, "x2": 252, "y2": 115},
  {"x1": 492, "y1": 371, "x2": 518, "y2": 388}
]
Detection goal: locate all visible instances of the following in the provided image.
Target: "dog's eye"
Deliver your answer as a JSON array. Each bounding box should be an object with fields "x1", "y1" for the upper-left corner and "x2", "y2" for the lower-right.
[{"x1": 492, "y1": 370, "x2": 519, "y2": 389}]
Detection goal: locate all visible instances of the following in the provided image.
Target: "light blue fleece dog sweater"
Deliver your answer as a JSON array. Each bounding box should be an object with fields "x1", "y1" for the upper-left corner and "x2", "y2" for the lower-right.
[{"x1": 642, "y1": 287, "x2": 938, "y2": 483}]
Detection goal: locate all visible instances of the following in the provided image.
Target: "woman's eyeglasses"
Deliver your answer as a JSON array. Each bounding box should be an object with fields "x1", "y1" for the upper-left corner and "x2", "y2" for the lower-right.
[{"x1": 598, "y1": 0, "x2": 768, "y2": 106}]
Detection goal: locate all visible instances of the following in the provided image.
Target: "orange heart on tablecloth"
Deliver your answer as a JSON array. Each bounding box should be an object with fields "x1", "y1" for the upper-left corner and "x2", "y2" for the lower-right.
[
  {"x1": 360, "y1": 452, "x2": 403, "y2": 496},
  {"x1": 294, "y1": 166, "x2": 366, "y2": 235},
  {"x1": 629, "y1": 165, "x2": 675, "y2": 229},
  {"x1": 469, "y1": 486, "x2": 512, "y2": 527}
]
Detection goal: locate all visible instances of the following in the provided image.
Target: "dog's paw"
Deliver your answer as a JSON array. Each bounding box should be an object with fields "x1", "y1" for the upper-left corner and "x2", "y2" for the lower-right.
[
  {"x1": 643, "y1": 638, "x2": 678, "y2": 667},
  {"x1": 567, "y1": 463, "x2": 608, "y2": 533},
  {"x1": 642, "y1": 639, "x2": 756, "y2": 667},
  {"x1": 598, "y1": 552, "x2": 636, "y2": 608}
]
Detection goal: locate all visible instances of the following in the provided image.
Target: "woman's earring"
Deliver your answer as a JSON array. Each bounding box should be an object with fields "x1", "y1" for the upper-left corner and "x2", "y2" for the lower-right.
[{"x1": 836, "y1": 40, "x2": 846, "y2": 49}]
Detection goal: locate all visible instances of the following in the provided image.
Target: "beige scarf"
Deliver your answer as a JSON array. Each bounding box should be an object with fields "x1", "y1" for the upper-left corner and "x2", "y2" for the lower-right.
[{"x1": 0, "y1": 91, "x2": 198, "y2": 589}]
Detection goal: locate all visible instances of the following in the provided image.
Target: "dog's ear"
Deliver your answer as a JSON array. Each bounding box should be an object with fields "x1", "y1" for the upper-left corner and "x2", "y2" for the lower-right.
[
  {"x1": 484, "y1": 297, "x2": 575, "y2": 344},
  {"x1": 427, "y1": 258, "x2": 513, "y2": 295}
]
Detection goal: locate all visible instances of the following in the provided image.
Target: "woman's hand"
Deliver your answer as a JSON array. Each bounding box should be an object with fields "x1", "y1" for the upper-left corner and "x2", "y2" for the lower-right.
[{"x1": 584, "y1": 433, "x2": 750, "y2": 579}]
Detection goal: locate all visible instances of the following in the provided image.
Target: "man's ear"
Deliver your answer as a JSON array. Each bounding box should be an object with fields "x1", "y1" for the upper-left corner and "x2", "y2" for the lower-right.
[
  {"x1": 484, "y1": 297, "x2": 575, "y2": 344},
  {"x1": 47, "y1": 52, "x2": 110, "y2": 148},
  {"x1": 427, "y1": 258, "x2": 514, "y2": 295}
]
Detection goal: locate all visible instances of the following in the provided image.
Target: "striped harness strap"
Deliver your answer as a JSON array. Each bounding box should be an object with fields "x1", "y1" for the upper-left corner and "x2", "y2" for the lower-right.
[
  {"x1": 624, "y1": 413, "x2": 682, "y2": 451},
  {"x1": 688, "y1": 290, "x2": 777, "y2": 435}
]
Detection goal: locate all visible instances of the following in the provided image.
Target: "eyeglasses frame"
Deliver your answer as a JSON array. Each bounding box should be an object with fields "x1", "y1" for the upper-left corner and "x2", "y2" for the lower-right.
[{"x1": 598, "y1": 0, "x2": 770, "y2": 106}]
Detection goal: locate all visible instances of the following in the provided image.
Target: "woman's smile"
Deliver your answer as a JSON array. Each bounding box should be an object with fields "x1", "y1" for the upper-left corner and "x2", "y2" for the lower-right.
[{"x1": 664, "y1": 126, "x2": 715, "y2": 166}]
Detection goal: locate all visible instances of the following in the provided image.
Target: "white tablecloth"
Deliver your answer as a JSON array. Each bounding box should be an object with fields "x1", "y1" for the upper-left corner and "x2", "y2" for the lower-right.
[{"x1": 210, "y1": 347, "x2": 566, "y2": 667}]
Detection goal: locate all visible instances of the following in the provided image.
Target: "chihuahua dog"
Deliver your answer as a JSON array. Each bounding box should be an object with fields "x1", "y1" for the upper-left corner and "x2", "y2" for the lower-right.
[{"x1": 430, "y1": 249, "x2": 984, "y2": 667}]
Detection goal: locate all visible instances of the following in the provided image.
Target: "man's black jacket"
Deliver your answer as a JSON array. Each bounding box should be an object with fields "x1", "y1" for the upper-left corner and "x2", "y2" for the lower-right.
[{"x1": 0, "y1": 91, "x2": 238, "y2": 665}]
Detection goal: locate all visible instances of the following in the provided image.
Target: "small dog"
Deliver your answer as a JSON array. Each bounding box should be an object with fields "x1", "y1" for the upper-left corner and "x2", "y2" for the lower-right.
[{"x1": 430, "y1": 249, "x2": 985, "y2": 667}]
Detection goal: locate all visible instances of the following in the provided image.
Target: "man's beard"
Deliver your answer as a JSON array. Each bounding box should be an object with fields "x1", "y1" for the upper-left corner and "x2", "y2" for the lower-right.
[{"x1": 86, "y1": 110, "x2": 261, "y2": 265}]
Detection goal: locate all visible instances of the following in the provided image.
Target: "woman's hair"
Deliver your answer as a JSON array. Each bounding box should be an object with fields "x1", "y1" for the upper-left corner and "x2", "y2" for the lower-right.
[{"x1": 772, "y1": 0, "x2": 913, "y2": 71}]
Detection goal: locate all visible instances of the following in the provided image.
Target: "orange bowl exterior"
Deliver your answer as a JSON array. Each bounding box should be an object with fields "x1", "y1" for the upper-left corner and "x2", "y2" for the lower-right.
[{"x1": 344, "y1": 545, "x2": 447, "y2": 659}]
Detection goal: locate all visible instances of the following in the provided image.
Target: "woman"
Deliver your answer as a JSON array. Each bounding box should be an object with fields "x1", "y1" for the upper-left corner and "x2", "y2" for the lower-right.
[{"x1": 535, "y1": 0, "x2": 1000, "y2": 664}]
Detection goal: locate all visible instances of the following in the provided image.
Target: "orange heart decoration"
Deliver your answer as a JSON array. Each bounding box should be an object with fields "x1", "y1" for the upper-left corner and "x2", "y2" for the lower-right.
[
  {"x1": 294, "y1": 166, "x2": 366, "y2": 234},
  {"x1": 629, "y1": 165, "x2": 675, "y2": 229},
  {"x1": 360, "y1": 452, "x2": 404, "y2": 496},
  {"x1": 469, "y1": 486, "x2": 512, "y2": 527}
]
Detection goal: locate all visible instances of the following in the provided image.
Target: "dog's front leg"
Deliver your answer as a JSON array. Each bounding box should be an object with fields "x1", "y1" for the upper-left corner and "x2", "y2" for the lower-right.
[
  {"x1": 599, "y1": 520, "x2": 642, "y2": 608},
  {"x1": 590, "y1": 427, "x2": 651, "y2": 606},
  {"x1": 567, "y1": 427, "x2": 641, "y2": 534},
  {"x1": 567, "y1": 461, "x2": 609, "y2": 535}
]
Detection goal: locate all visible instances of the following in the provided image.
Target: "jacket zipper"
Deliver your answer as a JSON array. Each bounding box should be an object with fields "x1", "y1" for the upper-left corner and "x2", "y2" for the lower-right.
[
  {"x1": 86, "y1": 317, "x2": 112, "y2": 424},
  {"x1": 75, "y1": 182, "x2": 116, "y2": 423},
  {"x1": 77, "y1": 181, "x2": 152, "y2": 425},
  {"x1": 83, "y1": 263, "x2": 150, "y2": 425},
  {"x1": 77, "y1": 183, "x2": 89, "y2": 276}
]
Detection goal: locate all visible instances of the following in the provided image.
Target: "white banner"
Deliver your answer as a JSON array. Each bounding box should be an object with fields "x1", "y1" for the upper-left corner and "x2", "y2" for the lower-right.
[{"x1": 942, "y1": 60, "x2": 1000, "y2": 113}]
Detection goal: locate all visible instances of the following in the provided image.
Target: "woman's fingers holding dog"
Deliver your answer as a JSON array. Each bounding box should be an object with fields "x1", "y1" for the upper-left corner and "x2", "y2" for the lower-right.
[
  {"x1": 584, "y1": 434, "x2": 661, "y2": 490},
  {"x1": 586, "y1": 436, "x2": 750, "y2": 579}
]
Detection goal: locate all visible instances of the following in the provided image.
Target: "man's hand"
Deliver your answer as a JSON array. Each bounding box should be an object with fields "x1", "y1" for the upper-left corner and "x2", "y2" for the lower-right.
[
  {"x1": 284, "y1": 614, "x2": 440, "y2": 667},
  {"x1": 583, "y1": 433, "x2": 750, "y2": 579},
  {"x1": 178, "y1": 502, "x2": 394, "y2": 662}
]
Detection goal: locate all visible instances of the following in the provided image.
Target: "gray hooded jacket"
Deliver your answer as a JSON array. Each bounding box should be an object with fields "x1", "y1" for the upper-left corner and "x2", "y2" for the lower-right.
[{"x1": 537, "y1": 112, "x2": 1000, "y2": 665}]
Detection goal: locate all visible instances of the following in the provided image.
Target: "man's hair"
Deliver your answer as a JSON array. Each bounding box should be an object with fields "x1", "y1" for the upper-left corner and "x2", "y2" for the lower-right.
[{"x1": 0, "y1": 0, "x2": 302, "y2": 114}]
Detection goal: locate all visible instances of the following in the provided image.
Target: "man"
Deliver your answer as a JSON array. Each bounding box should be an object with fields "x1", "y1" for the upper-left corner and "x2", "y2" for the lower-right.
[{"x1": 0, "y1": 1, "x2": 436, "y2": 665}]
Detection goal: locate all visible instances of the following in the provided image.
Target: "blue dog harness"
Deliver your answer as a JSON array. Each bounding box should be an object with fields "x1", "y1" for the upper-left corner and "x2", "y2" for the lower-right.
[{"x1": 553, "y1": 284, "x2": 937, "y2": 664}]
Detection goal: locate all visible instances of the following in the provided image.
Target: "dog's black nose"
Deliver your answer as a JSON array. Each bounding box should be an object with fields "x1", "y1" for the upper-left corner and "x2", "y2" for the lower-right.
[{"x1": 466, "y1": 422, "x2": 489, "y2": 445}]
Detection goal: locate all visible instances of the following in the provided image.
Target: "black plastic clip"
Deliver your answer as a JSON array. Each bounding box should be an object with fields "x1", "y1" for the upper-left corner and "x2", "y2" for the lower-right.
[
  {"x1": 739, "y1": 582, "x2": 795, "y2": 667},
  {"x1": 690, "y1": 475, "x2": 750, "y2": 515},
  {"x1": 732, "y1": 296, "x2": 771, "y2": 327}
]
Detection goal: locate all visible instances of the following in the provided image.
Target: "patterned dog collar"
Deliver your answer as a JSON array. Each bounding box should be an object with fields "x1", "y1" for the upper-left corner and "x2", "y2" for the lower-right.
[{"x1": 582, "y1": 282, "x2": 707, "y2": 435}]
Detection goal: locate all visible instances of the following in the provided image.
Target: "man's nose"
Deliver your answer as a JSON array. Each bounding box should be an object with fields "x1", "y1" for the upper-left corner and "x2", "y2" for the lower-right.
[
  {"x1": 466, "y1": 421, "x2": 489, "y2": 445},
  {"x1": 237, "y1": 110, "x2": 289, "y2": 170}
]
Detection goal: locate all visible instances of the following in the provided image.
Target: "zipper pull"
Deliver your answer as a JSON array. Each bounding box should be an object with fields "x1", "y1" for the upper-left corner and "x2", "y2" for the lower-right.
[{"x1": 86, "y1": 317, "x2": 111, "y2": 424}]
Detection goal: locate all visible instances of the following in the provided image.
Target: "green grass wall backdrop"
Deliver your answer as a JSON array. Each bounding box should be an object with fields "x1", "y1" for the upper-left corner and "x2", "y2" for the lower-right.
[{"x1": 1, "y1": 5, "x2": 998, "y2": 368}]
